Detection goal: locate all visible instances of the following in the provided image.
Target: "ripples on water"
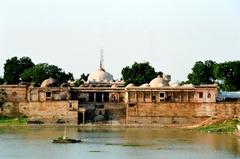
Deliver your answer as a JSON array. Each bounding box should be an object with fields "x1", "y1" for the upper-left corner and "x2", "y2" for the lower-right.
[{"x1": 0, "y1": 127, "x2": 240, "y2": 159}]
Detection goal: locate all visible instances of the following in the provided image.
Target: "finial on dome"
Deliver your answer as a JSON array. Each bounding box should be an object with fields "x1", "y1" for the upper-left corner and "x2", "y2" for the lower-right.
[{"x1": 100, "y1": 49, "x2": 104, "y2": 69}]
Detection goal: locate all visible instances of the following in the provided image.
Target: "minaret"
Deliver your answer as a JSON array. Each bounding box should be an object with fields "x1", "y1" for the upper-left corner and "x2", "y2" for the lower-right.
[{"x1": 100, "y1": 49, "x2": 105, "y2": 71}]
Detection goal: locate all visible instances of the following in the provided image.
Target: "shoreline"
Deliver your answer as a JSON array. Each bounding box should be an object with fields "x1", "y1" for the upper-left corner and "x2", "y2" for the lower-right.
[{"x1": 0, "y1": 123, "x2": 187, "y2": 129}]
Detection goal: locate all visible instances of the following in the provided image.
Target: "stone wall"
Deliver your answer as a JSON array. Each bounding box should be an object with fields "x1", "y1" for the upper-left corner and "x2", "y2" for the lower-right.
[
  {"x1": 0, "y1": 102, "x2": 24, "y2": 117},
  {"x1": 19, "y1": 100, "x2": 78, "y2": 124},
  {"x1": 127, "y1": 102, "x2": 240, "y2": 124},
  {"x1": 79, "y1": 102, "x2": 126, "y2": 123},
  {"x1": 0, "y1": 85, "x2": 27, "y2": 102}
]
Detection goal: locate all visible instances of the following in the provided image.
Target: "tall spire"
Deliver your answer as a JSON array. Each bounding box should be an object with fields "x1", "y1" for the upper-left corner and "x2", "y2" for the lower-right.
[{"x1": 100, "y1": 48, "x2": 104, "y2": 70}]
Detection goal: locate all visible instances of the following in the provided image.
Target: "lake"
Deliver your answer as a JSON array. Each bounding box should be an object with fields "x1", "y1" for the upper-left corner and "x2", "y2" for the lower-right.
[{"x1": 0, "y1": 127, "x2": 240, "y2": 159}]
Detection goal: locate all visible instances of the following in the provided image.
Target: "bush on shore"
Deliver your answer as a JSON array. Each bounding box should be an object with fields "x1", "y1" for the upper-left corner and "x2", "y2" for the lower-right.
[{"x1": 195, "y1": 119, "x2": 240, "y2": 133}]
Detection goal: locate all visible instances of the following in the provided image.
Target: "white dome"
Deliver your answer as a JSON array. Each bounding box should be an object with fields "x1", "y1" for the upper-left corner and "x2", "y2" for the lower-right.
[
  {"x1": 40, "y1": 77, "x2": 59, "y2": 87},
  {"x1": 139, "y1": 83, "x2": 150, "y2": 88},
  {"x1": 171, "y1": 83, "x2": 180, "y2": 87},
  {"x1": 88, "y1": 68, "x2": 113, "y2": 83},
  {"x1": 149, "y1": 75, "x2": 170, "y2": 87},
  {"x1": 170, "y1": 81, "x2": 180, "y2": 87},
  {"x1": 126, "y1": 83, "x2": 136, "y2": 88}
]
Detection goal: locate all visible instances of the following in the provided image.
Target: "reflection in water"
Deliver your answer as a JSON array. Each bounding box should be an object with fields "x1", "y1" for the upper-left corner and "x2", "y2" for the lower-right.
[{"x1": 0, "y1": 127, "x2": 240, "y2": 159}]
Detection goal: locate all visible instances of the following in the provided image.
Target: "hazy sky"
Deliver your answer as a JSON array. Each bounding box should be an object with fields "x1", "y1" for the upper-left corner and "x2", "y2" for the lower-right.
[{"x1": 1, "y1": 0, "x2": 240, "y2": 82}]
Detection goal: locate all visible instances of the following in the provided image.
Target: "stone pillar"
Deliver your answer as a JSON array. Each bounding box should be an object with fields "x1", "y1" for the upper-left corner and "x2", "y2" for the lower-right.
[
  {"x1": 82, "y1": 112, "x2": 85, "y2": 124},
  {"x1": 117, "y1": 93, "x2": 120, "y2": 102},
  {"x1": 135, "y1": 92, "x2": 137, "y2": 102},
  {"x1": 109, "y1": 94, "x2": 111, "y2": 102},
  {"x1": 180, "y1": 92, "x2": 182, "y2": 102},
  {"x1": 150, "y1": 91, "x2": 152, "y2": 102},
  {"x1": 102, "y1": 93, "x2": 104, "y2": 102},
  {"x1": 94, "y1": 93, "x2": 96, "y2": 102}
]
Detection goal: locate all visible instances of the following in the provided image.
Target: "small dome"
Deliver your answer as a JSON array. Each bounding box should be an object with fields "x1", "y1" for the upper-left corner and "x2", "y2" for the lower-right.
[
  {"x1": 139, "y1": 83, "x2": 150, "y2": 88},
  {"x1": 126, "y1": 83, "x2": 135, "y2": 88},
  {"x1": 171, "y1": 83, "x2": 180, "y2": 87},
  {"x1": 88, "y1": 68, "x2": 113, "y2": 83},
  {"x1": 40, "y1": 77, "x2": 59, "y2": 87},
  {"x1": 149, "y1": 75, "x2": 170, "y2": 87},
  {"x1": 170, "y1": 81, "x2": 180, "y2": 87}
]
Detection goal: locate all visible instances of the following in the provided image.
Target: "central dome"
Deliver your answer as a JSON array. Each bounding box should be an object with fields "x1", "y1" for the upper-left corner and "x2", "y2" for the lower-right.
[
  {"x1": 149, "y1": 75, "x2": 171, "y2": 87},
  {"x1": 87, "y1": 68, "x2": 113, "y2": 83}
]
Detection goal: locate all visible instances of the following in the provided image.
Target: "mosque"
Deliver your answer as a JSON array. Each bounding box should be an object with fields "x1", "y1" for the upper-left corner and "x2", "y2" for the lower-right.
[
  {"x1": 70, "y1": 62, "x2": 217, "y2": 124},
  {"x1": 1, "y1": 55, "x2": 238, "y2": 125}
]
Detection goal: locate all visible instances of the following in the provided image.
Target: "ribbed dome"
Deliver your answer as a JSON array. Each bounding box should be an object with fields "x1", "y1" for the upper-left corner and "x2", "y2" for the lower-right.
[
  {"x1": 88, "y1": 68, "x2": 113, "y2": 83},
  {"x1": 40, "y1": 77, "x2": 59, "y2": 87},
  {"x1": 149, "y1": 75, "x2": 170, "y2": 87}
]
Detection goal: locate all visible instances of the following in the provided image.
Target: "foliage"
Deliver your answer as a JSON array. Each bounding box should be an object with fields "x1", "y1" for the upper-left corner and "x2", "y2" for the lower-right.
[
  {"x1": 0, "y1": 76, "x2": 4, "y2": 84},
  {"x1": 20, "y1": 63, "x2": 74, "y2": 86},
  {"x1": 186, "y1": 60, "x2": 240, "y2": 91},
  {"x1": 121, "y1": 62, "x2": 162, "y2": 86},
  {"x1": 195, "y1": 120, "x2": 240, "y2": 133},
  {"x1": 187, "y1": 60, "x2": 216, "y2": 85},
  {"x1": 214, "y1": 61, "x2": 240, "y2": 91},
  {"x1": 74, "y1": 73, "x2": 89, "y2": 87},
  {"x1": 0, "y1": 117, "x2": 28, "y2": 126},
  {"x1": 3, "y1": 56, "x2": 34, "y2": 84}
]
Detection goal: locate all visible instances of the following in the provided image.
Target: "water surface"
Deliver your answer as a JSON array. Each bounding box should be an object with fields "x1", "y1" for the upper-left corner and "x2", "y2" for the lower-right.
[{"x1": 0, "y1": 127, "x2": 240, "y2": 159}]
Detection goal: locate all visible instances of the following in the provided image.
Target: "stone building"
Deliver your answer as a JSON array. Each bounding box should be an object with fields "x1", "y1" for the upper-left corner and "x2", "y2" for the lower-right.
[
  {"x1": 71, "y1": 66, "x2": 126, "y2": 124},
  {"x1": 1, "y1": 65, "x2": 240, "y2": 125},
  {"x1": 125, "y1": 75, "x2": 218, "y2": 124}
]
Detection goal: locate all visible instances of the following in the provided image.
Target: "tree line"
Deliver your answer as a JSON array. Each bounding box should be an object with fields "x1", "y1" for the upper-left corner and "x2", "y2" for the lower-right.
[
  {"x1": 0, "y1": 56, "x2": 73, "y2": 86},
  {"x1": 0, "y1": 56, "x2": 239, "y2": 91},
  {"x1": 185, "y1": 60, "x2": 240, "y2": 91}
]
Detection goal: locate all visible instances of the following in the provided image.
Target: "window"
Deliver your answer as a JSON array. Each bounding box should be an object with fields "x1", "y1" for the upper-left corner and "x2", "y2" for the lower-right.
[
  {"x1": 199, "y1": 92, "x2": 203, "y2": 98},
  {"x1": 96, "y1": 92, "x2": 102, "y2": 102},
  {"x1": 160, "y1": 92, "x2": 165, "y2": 98},
  {"x1": 104, "y1": 92, "x2": 109, "y2": 102},
  {"x1": 46, "y1": 92, "x2": 51, "y2": 98},
  {"x1": 152, "y1": 95, "x2": 156, "y2": 102},
  {"x1": 69, "y1": 102, "x2": 72, "y2": 108},
  {"x1": 129, "y1": 104, "x2": 135, "y2": 107},
  {"x1": 207, "y1": 93, "x2": 211, "y2": 98},
  {"x1": 89, "y1": 92, "x2": 94, "y2": 102},
  {"x1": 160, "y1": 92, "x2": 165, "y2": 101},
  {"x1": 144, "y1": 92, "x2": 150, "y2": 101}
]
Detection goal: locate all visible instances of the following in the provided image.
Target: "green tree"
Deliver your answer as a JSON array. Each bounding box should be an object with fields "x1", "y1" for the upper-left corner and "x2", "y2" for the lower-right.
[
  {"x1": 121, "y1": 62, "x2": 161, "y2": 86},
  {"x1": 0, "y1": 77, "x2": 4, "y2": 84},
  {"x1": 74, "y1": 73, "x2": 89, "y2": 87},
  {"x1": 20, "y1": 63, "x2": 74, "y2": 86},
  {"x1": 214, "y1": 61, "x2": 240, "y2": 91},
  {"x1": 3, "y1": 56, "x2": 34, "y2": 84},
  {"x1": 187, "y1": 60, "x2": 216, "y2": 85}
]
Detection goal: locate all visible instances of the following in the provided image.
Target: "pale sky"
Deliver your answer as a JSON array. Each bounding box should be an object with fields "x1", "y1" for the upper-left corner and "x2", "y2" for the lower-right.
[{"x1": 0, "y1": 0, "x2": 240, "y2": 82}]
